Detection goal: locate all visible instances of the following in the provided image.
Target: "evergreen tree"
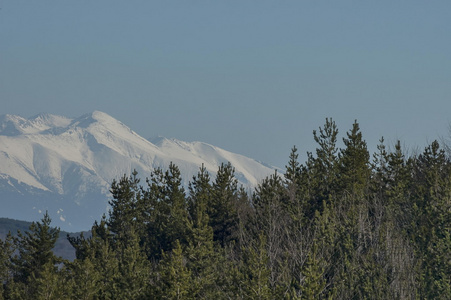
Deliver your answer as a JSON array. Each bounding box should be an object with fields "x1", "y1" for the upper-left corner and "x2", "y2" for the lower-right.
[
  {"x1": 81, "y1": 219, "x2": 119, "y2": 299},
  {"x1": 11, "y1": 212, "x2": 61, "y2": 297},
  {"x1": 285, "y1": 146, "x2": 302, "y2": 202},
  {"x1": 155, "y1": 240, "x2": 193, "y2": 299},
  {"x1": 163, "y1": 162, "x2": 189, "y2": 248},
  {"x1": 284, "y1": 146, "x2": 305, "y2": 224},
  {"x1": 108, "y1": 170, "x2": 141, "y2": 242},
  {"x1": 0, "y1": 233, "x2": 14, "y2": 299},
  {"x1": 187, "y1": 164, "x2": 212, "y2": 226},
  {"x1": 185, "y1": 165, "x2": 220, "y2": 297},
  {"x1": 285, "y1": 146, "x2": 301, "y2": 186},
  {"x1": 252, "y1": 172, "x2": 294, "y2": 289},
  {"x1": 253, "y1": 172, "x2": 286, "y2": 235},
  {"x1": 31, "y1": 262, "x2": 69, "y2": 300},
  {"x1": 300, "y1": 243, "x2": 326, "y2": 300},
  {"x1": 209, "y1": 162, "x2": 240, "y2": 246},
  {"x1": 293, "y1": 204, "x2": 335, "y2": 299},
  {"x1": 370, "y1": 137, "x2": 389, "y2": 201},
  {"x1": 139, "y1": 167, "x2": 167, "y2": 258},
  {"x1": 338, "y1": 120, "x2": 370, "y2": 197},
  {"x1": 239, "y1": 234, "x2": 273, "y2": 299},
  {"x1": 115, "y1": 227, "x2": 151, "y2": 299},
  {"x1": 67, "y1": 256, "x2": 101, "y2": 300},
  {"x1": 411, "y1": 141, "x2": 451, "y2": 299},
  {"x1": 144, "y1": 163, "x2": 189, "y2": 257},
  {"x1": 307, "y1": 118, "x2": 339, "y2": 217},
  {"x1": 386, "y1": 140, "x2": 412, "y2": 227}
]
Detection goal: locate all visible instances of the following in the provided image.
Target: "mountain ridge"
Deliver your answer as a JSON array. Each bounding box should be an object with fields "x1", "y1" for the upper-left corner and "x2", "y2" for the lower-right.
[{"x1": 0, "y1": 111, "x2": 278, "y2": 232}]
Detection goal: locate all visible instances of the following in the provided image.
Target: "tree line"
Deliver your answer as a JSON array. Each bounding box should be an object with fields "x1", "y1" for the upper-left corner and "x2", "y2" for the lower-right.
[{"x1": 0, "y1": 119, "x2": 450, "y2": 299}]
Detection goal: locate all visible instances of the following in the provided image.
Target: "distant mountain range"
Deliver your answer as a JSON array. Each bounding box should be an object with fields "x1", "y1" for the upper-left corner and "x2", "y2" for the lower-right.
[{"x1": 0, "y1": 111, "x2": 278, "y2": 232}]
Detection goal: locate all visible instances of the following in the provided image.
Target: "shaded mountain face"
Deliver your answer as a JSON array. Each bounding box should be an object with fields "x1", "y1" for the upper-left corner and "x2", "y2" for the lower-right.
[{"x1": 0, "y1": 111, "x2": 277, "y2": 232}]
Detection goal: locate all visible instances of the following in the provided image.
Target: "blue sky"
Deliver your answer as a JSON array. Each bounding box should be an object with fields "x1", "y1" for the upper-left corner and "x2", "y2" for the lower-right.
[{"x1": 1, "y1": 1, "x2": 451, "y2": 168}]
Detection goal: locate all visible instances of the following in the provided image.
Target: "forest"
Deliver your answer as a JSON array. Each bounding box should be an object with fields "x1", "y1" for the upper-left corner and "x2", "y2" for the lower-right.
[{"x1": 0, "y1": 119, "x2": 450, "y2": 299}]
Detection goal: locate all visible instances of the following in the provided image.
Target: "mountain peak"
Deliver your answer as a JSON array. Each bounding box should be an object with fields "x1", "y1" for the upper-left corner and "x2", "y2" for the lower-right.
[
  {"x1": 91, "y1": 111, "x2": 117, "y2": 122},
  {"x1": 0, "y1": 113, "x2": 72, "y2": 135},
  {"x1": 71, "y1": 111, "x2": 122, "y2": 129},
  {"x1": 0, "y1": 111, "x2": 278, "y2": 231},
  {"x1": 29, "y1": 113, "x2": 72, "y2": 129}
]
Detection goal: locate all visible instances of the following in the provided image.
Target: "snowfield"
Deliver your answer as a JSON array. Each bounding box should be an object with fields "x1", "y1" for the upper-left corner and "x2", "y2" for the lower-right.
[{"x1": 0, "y1": 111, "x2": 278, "y2": 231}]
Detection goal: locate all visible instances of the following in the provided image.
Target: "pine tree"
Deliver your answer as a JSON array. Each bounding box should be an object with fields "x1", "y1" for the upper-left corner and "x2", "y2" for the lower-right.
[
  {"x1": 307, "y1": 118, "x2": 339, "y2": 217},
  {"x1": 67, "y1": 256, "x2": 101, "y2": 300},
  {"x1": 139, "y1": 167, "x2": 167, "y2": 258},
  {"x1": 285, "y1": 146, "x2": 301, "y2": 196},
  {"x1": 95, "y1": 236, "x2": 120, "y2": 299},
  {"x1": 0, "y1": 233, "x2": 15, "y2": 300},
  {"x1": 163, "y1": 162, "x2": 189, "y2": 248},
  {"x1": 252, "y1": 173, "x2": 293, "y2": 289},
  {"x1": 209, "y1": 162, "x2": 239, "y2": 246},
  {"x1": 115, "y1": 227, "x2": 151, "y2": 299},
  {"x1": 108, "y1": 170, "x2": 141, "y2": 242},
  {"x1": 294, "y1": 204, "x2": 335, "y2": 300},
  {"x1": 338, "y1": 120, "x2": 370, "y2": 197},
  {"x1": 136, "y1": 163, "x2": 190, "y2": 259},
  {"x1": 239, "y1": 234, "x2": 273, "y2": 299},
  {"x1": 284, "y1": 146, "x2": 305, "y2": 224},
  {"x1": 11, "y1": 212, "x2": 61, "y2": 297},
  {"x1": 300, "y1": 243, "x2": 326, "y2": 300},
  {"x1": 155, "y1": 240, "x2": 193, "y2": 299},
  {"x1": 78, "y1": 219, "x2": 119, "y2": 299},
  {"x1": 253, "y1": 172, "x2": 286, "y2": 234},
  {"x1": 411, "y1": 141, "x2": 451, "y2": 299},
  {"x1": 144, "y1": 163, "x2": 189, "y2": 257},
  {"x1": 370, "y1": 137, "x2": 389, "y2": 201},
  {"x1": 386, "y1": 140, "x2": 412, "y2": 228},
  {"x1": 187, "y1": 164, "x2": 211, "y2": 226},
  {"x1": 185, "y1": 165, "x2": 219, "y2": 297},
  {"x1": 31, "y1": 262, "x2": 69, "y2": 300}
]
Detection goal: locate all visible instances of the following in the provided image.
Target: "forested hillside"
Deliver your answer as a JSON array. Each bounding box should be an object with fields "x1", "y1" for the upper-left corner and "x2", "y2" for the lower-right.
[{"x1": 1, "y1": 119, "x2": 450, "y2": 299}]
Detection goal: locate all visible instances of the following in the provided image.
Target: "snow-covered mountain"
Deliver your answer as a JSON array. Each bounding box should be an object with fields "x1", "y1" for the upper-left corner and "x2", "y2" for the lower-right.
[{"x1": 0, "y1": 111, "x2": 278, "y2": 231}]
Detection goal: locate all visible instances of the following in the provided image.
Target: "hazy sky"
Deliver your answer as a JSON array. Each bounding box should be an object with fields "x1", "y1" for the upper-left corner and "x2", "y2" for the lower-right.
[{"x1": 1, "y1": 1, "x2": 451, "y2": 168}]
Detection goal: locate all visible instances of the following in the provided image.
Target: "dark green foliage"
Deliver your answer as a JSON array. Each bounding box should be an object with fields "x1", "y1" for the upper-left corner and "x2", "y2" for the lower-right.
[
  {"x1": 253, "y1": 172, "x2": 287, "y2": 234},
  {"x1": 1, "y1": 119, "x2": 450, "y2": 299},
  {"x1": 410, "y1": 141, "x2": 451, "y2": 299},
  {"x1": 115, "y1": 228, "x2": 151, "y2": 299},
  {"x1": 140, "y1": 163, "x2": 190, "y2": 259},
  {"x1": 284, "y1": 146, "x2": 306, "y2": 225},
  {"x1": 3, "y1": 212, "x2": 61, "y2": 299},
  {"x1": 67, "y1": 256, "x2": 101, "y2": 299},
  {"x1": 306, "y1": 118, "x2": 340, "y2": 218},
  {"x1": 185, "y1": 166, "x2": 219, "y2": 298},
  {"x1": 161, "y1": 163, "x2": 189, "y2": 249},
  {"x1": 300, "y1": 242, "x2": 326, "y2": 300},
  {"x1": 31, "y1": 262, "x2": 70, "y2": 300},
  {"x1": 154, "y1": 240, "x2": 193, "y2": 299},
  {"x1": 0, "y1": 234, "x2": 14, "y2": 299},
  {"x1": 252, "y1": 172, "x2": 294, "y2": 290},
  {"x1": 12, "y1": 212, "x2": 60, "y2": 281},
  {"x1": 108, "y1": 170, "x2": 141, "y2": 239},
  {"x1": 285, "y1": 146, "x2": 302, "y2": 194},
  {"x1": 208, "y1": 162, "x2": 240, "y2": 246},
  {"x1": 297, "y1": 206, "x2": 335, "y2": 300},
  {"x1": 237, "y1": 234, "x2": 273, "y2": 299},
  {"x1": 338, "y1": 120, "x2": 371, "y2": 196}
]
